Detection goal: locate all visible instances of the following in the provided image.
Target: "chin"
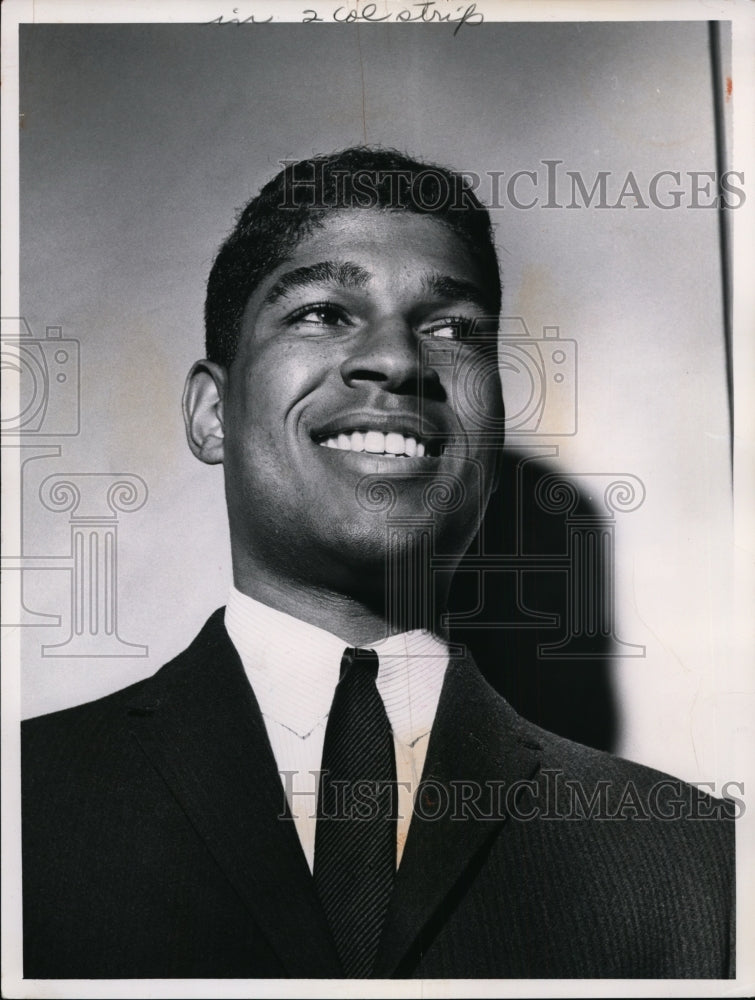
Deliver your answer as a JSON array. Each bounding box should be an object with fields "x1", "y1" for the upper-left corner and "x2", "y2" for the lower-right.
[{"x1": 321, "y1": 517, "x2": 394, "y2": 563}]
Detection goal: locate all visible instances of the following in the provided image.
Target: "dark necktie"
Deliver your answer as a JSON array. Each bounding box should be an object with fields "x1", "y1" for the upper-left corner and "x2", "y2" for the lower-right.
[{"x1": 313, "y1": 647, "x2": 396, "y2": 978}]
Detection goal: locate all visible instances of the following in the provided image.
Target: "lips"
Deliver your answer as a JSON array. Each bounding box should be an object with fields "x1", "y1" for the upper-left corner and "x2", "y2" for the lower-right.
[{"x1": 311, "y1": 412, "x2": 447, "y2": 459}]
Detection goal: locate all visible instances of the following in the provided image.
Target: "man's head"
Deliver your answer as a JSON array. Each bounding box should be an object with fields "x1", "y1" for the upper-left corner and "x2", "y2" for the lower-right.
[
  {"x1": 204, "y1": 148, "x2": 502, "y2": 369},
  {"x1": 184, "y1": 147, "x2": 505, "y2": 628}
]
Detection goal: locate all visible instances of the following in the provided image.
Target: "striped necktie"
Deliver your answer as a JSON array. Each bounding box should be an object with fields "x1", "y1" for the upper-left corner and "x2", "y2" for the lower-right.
[{"x1": 313, "y1": 647, "x2": 396, "y2": 978}]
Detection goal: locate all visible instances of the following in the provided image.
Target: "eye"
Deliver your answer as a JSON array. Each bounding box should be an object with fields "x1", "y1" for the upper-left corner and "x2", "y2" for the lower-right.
[
  {"x1": 421, "y1": 317, "x2": 474, "y2": 341},
  {"x1": 287, "y1": 302, "x2": 351, "y2": 328}
]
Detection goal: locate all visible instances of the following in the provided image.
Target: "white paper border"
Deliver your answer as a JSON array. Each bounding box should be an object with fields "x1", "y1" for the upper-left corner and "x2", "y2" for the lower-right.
[{"x1": 2, "y1": 1, "x2": 753, "y2": 997}]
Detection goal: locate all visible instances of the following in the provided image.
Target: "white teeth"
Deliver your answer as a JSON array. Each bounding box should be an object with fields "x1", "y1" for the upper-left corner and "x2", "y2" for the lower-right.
[
  {"x1": 364, "y1": 431, "x2": 385, "y2": 453},
  {"x1": 318, "y1": 429, "x2": 432, "y2": 457},
  {"x1": 385, "y1": 432, "x2": 404, "y2": 455}
]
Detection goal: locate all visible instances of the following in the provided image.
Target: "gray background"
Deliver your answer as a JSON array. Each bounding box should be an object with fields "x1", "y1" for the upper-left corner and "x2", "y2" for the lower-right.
[{"x1": 16, "y1": 21, "x2": 732, "y2": 785}]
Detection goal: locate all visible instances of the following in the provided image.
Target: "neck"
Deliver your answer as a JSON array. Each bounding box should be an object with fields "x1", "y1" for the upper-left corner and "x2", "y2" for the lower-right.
[{"x1": 232, "y1": 565, "x2": 453, "y2": 646}]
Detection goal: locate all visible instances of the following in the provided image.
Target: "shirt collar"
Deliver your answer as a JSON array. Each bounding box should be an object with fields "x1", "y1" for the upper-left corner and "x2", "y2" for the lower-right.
[{"x1": 224, "y1": 586, "x2": 448, "y2": 744}]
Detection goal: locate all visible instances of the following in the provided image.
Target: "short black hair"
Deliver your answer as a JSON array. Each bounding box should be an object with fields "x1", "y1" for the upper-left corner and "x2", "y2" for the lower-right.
[{"x1": 205, "y1": 147, "x2": 501, "y2": 368}]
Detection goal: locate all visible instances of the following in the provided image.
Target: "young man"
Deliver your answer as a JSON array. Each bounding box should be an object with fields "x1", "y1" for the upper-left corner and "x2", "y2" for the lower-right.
[{"x1": 22, "y1": 149, "x2": 734, "y2": 980}]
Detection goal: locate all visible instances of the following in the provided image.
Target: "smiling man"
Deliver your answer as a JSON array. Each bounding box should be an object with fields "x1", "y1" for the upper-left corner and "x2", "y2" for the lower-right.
[
  {"x1": 22, "y1": 148, "x2": 734, "y2": 981},
  {"x1": 187, "y1": 196, "x2": 502, "y2": 643}
]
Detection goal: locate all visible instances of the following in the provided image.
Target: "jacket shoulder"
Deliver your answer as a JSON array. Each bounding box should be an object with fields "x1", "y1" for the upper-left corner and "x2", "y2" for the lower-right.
[
  {"x1": 22, "y1": 607, "x2": 228, "y2": 751},
  {"x1": 533, "y1": 717, "x2": 733, "y2": 801},
  {"x1": 509, "y1": 714, "x2": 738, "y2": 867}
]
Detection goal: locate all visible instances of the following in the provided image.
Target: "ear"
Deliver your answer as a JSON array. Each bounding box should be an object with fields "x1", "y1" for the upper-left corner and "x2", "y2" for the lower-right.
[{"x1": 182, "y1": 360, "x2": 227, "y2": 465}]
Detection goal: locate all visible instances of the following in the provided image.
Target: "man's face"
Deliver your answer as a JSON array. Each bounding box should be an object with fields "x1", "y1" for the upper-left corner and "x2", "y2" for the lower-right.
[{"x1": 208, "y1": 209, "x2": 503, "y2": 596}]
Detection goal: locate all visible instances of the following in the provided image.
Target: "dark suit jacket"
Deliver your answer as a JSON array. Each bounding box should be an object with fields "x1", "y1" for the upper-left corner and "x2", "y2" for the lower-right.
[{"x1": 22, "y1": 609, "x2": 735, "y2": 979}]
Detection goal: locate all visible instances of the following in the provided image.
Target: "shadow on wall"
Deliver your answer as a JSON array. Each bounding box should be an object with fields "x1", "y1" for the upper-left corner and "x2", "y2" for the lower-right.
[{"x1": 448, "y1": 449, "x2": 626, "y2": 754}]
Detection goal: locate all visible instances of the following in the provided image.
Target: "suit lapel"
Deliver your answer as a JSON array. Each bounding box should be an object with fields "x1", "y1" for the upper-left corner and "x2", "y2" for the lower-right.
[
  {"x1": 126, "y1": 610, "x2": 342, "y2": 978},
  {"x1": 374, "y1": 657, "x2": 542, "y2": 978}
]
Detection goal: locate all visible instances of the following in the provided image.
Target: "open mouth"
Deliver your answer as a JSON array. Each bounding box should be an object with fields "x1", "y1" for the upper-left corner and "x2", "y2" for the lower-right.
[{"x1": 314, "y1": 429, "x2": 443, "y2": 459}]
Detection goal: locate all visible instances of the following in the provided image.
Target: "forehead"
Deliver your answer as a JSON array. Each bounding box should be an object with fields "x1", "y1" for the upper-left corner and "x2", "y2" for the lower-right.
[{"x1": 258, "y1": 209, "x2": 486, "y2": 299}]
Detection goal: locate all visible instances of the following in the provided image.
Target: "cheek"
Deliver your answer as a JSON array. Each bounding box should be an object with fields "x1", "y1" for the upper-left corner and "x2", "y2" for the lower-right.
[
  {"x1": 225, "y1": 343, "x2": 338, "y2": 462},
  {"x1": 246, "y1": 340, "x2": 335, "y2": 408}
]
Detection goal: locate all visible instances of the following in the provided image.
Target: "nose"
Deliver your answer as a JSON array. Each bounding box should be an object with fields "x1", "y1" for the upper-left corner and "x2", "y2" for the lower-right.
[{"x1": 339, "y1": 319, "x2": 444, "y2": 399}]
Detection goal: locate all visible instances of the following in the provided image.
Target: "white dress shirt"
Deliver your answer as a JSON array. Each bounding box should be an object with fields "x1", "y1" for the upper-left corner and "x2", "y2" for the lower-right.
[{"x1": 224, "y1": 586, "x2": 448, "y2": 871}]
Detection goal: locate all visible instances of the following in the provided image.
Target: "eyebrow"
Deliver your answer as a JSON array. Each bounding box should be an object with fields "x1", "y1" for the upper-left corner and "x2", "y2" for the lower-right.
[
  {"x1": 420, "y1": 273, "x2": 489, "y2": 309},
  {"x1": 262, "y1": 261, "x2": 371, "y2": 306},
  {"x1": 261, "y1": 260, "x2": 492, "y2": 312}
]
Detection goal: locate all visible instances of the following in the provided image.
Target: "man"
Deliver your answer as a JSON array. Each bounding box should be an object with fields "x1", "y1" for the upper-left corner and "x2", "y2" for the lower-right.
[{"x1": 22, "y1": 148, "x2": 734, "y2": 980}]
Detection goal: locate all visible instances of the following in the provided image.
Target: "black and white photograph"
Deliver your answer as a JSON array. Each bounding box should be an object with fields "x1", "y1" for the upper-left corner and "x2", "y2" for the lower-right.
[{"x1": 2, "y1": 0, "x2": 753, "y2": 995}]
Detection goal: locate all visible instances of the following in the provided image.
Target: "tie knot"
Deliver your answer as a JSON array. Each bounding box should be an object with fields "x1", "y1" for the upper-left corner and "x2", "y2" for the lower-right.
[{"x1": 340, "y1": 646, "x2": 379, "y2": 681}]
